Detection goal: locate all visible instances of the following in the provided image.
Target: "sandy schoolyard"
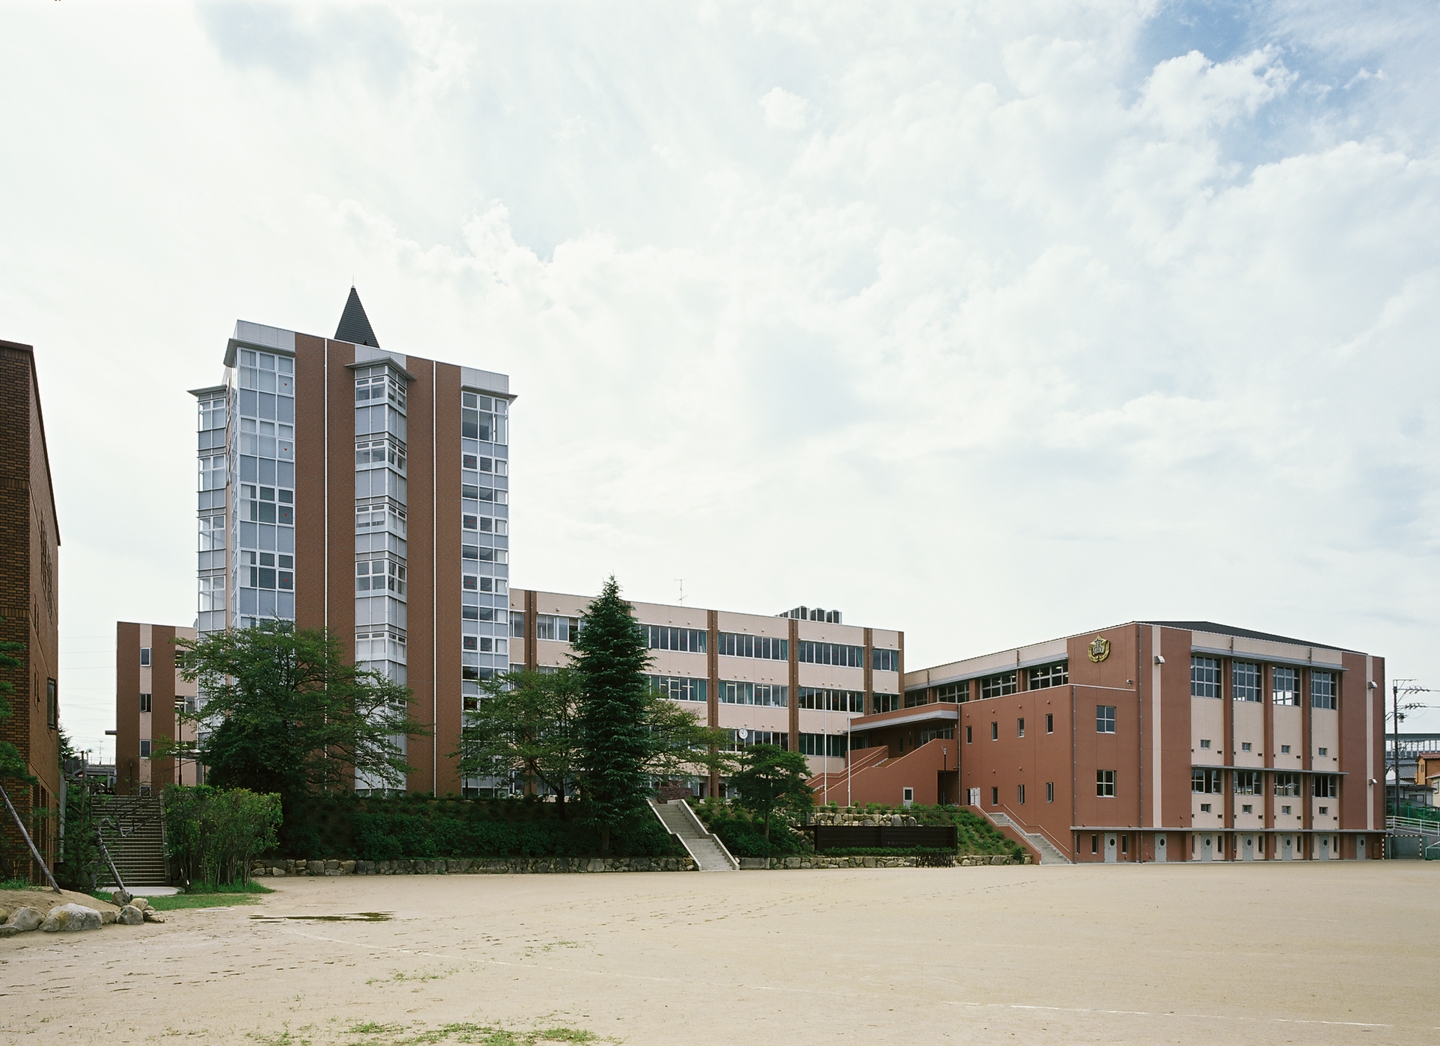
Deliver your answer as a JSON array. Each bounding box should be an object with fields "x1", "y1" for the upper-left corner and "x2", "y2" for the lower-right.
[{"x1": 2, "y1": 860, "x2": 1436, "y2": 1045}]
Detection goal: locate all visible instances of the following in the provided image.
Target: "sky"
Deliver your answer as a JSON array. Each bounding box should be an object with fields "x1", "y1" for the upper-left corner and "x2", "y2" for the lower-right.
[{"x1": 1, "y1": 1, "x2": 1437, "y2": 765}]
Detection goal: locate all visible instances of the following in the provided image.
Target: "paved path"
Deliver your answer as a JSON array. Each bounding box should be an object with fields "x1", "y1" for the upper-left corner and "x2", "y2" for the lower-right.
[{"x1": 2, "y1": 862, "x2": 1435, "y2": 1044}]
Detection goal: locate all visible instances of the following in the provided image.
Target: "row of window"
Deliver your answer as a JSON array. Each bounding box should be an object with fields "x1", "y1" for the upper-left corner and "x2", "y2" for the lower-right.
[
  {"x1": 356, "y1": 556, "x2": 405, "y2": 596},
  {"x1": 921, "y1": 661, "x2": 1073, "y2": 706},
  {"x1": 462, "y1": 515, "x2": 508, "y2": 534},
  {"x1": 463, "y1": 453, "x2": 508, "y2": 474},
  {"x1": 718, "y1": 681, "x2": 787, "y2": 706},
  {"x1": 1192, "y1": 657, "x2": 1338, "y2": 708},
  {"x1": 646, "y1": 625, "x2": 706, "y2": 653},
  {"x1": 651, "y1": 675, "x2": 707, "y2": 702},
  {"x1": 1195, "y1": 769, "x2": 1338, "y2": 797},
  {"x1": 462, "y1": 636, "x2": 508, "y2": 655},
  {"x1": 797, "y1": 641, "x2": 864, "y2": 667},
  {"x1": 537, "y1": 615, "x2": 580, "y2": 642},
  {"x1": 243, "y1": 551, "x2": 294, "y2": 590},
  {"x1": 797, "y1": 687, "x2": 864, "y2": 712},
  {"x1": 717, "y1": 632, "x2": 787, "y2": 661},
  {"x1": 238, "y1": 388, "x2": 296, "y2": 425},
  {"x1": 873, "y1": 648, "x2": 900, "y2": 672},
  {"x1": 462, "y1": 545, "x2": 509, "y2": 564},
  {"x1": 797, "y1": 733, "x2": 849, "y2": 757},
  {"x1": 356, "y1": 367, "x2": 406, "y2": 411}
]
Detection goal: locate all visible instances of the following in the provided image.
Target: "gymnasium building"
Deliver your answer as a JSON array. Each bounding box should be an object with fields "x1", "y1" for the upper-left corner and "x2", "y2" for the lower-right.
[{"x1": 813, "y1": 621, "x2": 1385, "y2": 863}]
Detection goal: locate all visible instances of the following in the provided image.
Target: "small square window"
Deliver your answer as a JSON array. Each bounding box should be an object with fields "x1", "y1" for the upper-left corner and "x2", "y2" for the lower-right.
[
  {"x1": 1200, "y1": 739, "x2": 1211, "y2": 749},
  {"x1": 1242, "y1": 804, "x2": 1253, "y2": 814},
  {"x1": 1319, "y1": 806, "x2": 1328, "y2": 815},
  {"x1": 1281, "y1": 804, "x2": 1291, "y2": 814},
  {"x1": 1096, "y1": 705, "x2": 1116, "y2": 733},
  {"x1": 139, "y1": 693, "x2": 152, "y2": 713},
  {"x1": 1242, "y1": 742, "x2": 1252, "y2": 752},
  {"x1": 1200, "y1": 803, "x2": 1211, "y2": 812},
  {"x1": 1318, "y1": 747, "x2": 1328, "y2": 756},
  {"x1": 463, "y1": 636, "x2": 477, "y2": 651},
  {"x1": 1281, "y1": 744, "x2": 1291, "y2": 754},
  {"x1": 463, "y1": 576, "x2": 478, "y2": 591},
  {"x1": 1096, "y1": 770, "x2": 1116, "y2": 797},
  {"x1": 140, "y1": 647, "x2": 151, "y2": 667},
  {"x1": 463, "y1": 453, "x2": 478, "y2": 469}
]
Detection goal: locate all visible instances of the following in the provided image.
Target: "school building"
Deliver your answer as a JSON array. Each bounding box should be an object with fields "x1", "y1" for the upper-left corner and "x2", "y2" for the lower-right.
[{"x1": 814, "y1": 621, "x2": 1385, "y2": 862}]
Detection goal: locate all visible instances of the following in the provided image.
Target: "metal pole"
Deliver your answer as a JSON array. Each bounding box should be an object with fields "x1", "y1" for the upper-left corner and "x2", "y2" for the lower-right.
[{"x1": 0, "y1": 782, "x2": 62, "y2": 893}]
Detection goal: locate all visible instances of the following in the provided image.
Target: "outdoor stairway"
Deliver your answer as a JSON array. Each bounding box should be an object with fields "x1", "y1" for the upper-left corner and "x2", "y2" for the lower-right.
[
  {"x1": 648, "y1": 799, "x2": 738, "y2": 871},
  {"x1": 986, "y1": 811, "x2": 1071, "y2": 865},
  {"x1": 95, "y1": 795, "x2": 169, "y2": 886}
]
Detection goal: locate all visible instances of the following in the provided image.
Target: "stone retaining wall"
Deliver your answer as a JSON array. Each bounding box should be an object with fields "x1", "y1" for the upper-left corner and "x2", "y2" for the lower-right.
[
  {"x1": 251, "y1": 856, "x2": 698, "y2": 877},
  {"x1": 738, "y1": 854, "x2": 1027, "y2": 869}
]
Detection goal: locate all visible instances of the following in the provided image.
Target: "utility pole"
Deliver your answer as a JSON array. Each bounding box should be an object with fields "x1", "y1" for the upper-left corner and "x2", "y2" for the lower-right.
[{"x1": 1389, "y1": 679, "x2": 1432, "y2": 816}]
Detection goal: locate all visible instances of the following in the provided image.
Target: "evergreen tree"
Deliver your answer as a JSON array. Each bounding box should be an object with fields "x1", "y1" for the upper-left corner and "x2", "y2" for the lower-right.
[
  {"x1": 573, "y1": 576, "x2": 652, "y2": 854},
  {"x1": 728, "y1": 744, "x2": 814, "y2": 840}
]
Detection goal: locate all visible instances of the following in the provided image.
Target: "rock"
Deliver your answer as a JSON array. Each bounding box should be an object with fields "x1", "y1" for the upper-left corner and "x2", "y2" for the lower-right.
[
  {"x1": 7, "y1": 907, "x2": 43, "y2": 932},
  {"x1": 130, "y1": 897, "x2": 151, "y2": 912},
  {"x1": 41, "y1": 904, "x2": 103, "y2": 933},
  {"x1": 110, "y1": 888, "x2": 133, "y2": 907},
  {"x1": 116, "y1": 905, "x2": 145, "y2": 925},
  {"x1": 100, "y1": 909, "x2": 116, "y2": 925},
  {"x1": 989, "y1": 855, "x2": 1006, "y2": 866},
  {"x1": 0, "y1": 925, "x2": 20, "y2": 938},
  {"x1": 0, "y1": 906, "x2": 9, "y2": 923},
  {"x1": 142, "y1": 909, "x2": 166, "y2": 923}
]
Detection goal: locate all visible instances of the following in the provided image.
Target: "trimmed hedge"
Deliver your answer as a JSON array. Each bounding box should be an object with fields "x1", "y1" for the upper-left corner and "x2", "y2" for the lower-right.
[
  {"x1": 279, "y1": 795, "x2": 686, "y2": 861},
  {"x1": 689, "y1": 799, "x2": 811, "y2": 858}
]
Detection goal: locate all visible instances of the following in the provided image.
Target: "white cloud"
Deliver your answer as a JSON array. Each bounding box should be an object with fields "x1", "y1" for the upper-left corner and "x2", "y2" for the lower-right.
[
  {"x1": 760, "y1": 86, "x2": 810, "y2": 130},
  {"x1": 1, "y1": 1, "x2": 1438, "y2": 757}
]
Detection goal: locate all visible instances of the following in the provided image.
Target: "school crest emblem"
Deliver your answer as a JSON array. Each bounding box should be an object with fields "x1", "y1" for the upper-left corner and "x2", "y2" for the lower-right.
[{"x1": 1088, "y1": 636, "x2": 1111, "y2": 663}]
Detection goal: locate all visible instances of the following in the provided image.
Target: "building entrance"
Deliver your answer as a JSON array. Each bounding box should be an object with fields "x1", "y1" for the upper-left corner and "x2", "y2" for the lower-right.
[
  {"x1": 1155, "y1": 834, "x2": 1167, "y2": 863},
  {"x1": 1200, "y1": 834, "x2": 1214, "y2": 862},
  {"x1": 1318, "y1": 835, "x2": 1330, "y2": 860},
  {"x1": 1104, "y1": 834, "x2": 1117, "y2": 862}
]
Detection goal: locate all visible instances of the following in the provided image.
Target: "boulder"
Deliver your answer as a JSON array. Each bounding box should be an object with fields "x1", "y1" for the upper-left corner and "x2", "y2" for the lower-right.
[
  {"x1": 142, "y1": 909, "x2": 166, "y2": 923},
  {"x1": 0, "y1": 906, "x2": 9, "y2": 923},
  {"x1": 116, "y1": 905, "x2": 145, "y2": 925},
  {"x1": 110, "y1": 888, "x2": 133, "y2": 906},
  {"x1": 130, "y1": 897, "x2": 151, "y2": 912},
  {"x1": 41, "y1": 904, "x2": 103, "y2": 933},
  {"x1": 0, "y1": 925, "x2": 20, "y2": 938},
  {"x1": 7, "y1": 907, "x2": 43, "y2": 932}
]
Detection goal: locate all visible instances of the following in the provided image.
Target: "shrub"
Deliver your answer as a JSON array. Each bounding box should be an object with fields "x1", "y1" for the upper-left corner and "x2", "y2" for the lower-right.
[
  {"x1": 689, "y1": 799, "x2": 810, "y2": 858},
  {"x1": 163, "y1": 786, "x2": 282, "y2": 886}
]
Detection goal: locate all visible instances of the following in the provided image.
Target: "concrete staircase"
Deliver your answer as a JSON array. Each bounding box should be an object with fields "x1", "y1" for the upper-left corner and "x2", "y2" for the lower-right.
[
  {"x1": 986, "y1": 811, "x2": 1072, "y2": 865},
  {"x1": 95, "y1": 796, "x2": 169, "y2": 887},
  {"x1": 648, "y1": 799, "x2": 738, "y2": 871}
]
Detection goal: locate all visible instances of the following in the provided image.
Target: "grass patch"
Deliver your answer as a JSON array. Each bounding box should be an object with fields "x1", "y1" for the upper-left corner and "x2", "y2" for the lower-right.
[
  {"x1": 185, "y1": 879, "x2": 275, "y2": 894},
  {"x1": 344, "y1": 1022, "x2": 598, "y2": 1046},
  {"x1": 0, "y1": 877, "x2": 36, "y2": 891},
  {"x1": 92, "y1": 890, "x2": 267, "y2": 911}
]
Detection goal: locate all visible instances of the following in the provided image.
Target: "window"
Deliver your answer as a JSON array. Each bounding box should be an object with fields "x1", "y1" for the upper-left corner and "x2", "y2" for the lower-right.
[
  {"x1": 718, "y1": 681, "x2": 788, "y2": 707},
  {"x1": 904, "y1": 690, "x2": 930, "y2": 708},
  {"x1": 1234, "y1": 771, "x2": 1261, "y2": 795},
  {"x1": 139, "y1": 693, "x2": 152, "y2": 713},
  {"x1": 45, "y1": 679, "x2": 56, "y2": 730},
  {"x1": 935, "y1": 681, "x2": 968, "y2": 702},
  {"x1": 1241, "y1": 742, "x2": 1252, "y2": 752},
  {"x1": 1046, "y1": 782, "x2": 1054, "y2": 802},
  {"x1": 1045, "y1": 713, "x2": 1053, "y2": 734},
  {"x1": 797, "y1": 733, "x2": 845, "y2": 756},
  {"x1": 873, "y1": 693, "x2": 900, "y2": 712},
  {"x1": 139, "y1": 740, "x2": 151, "y2": 758},
  {"x1": 717, "y1": 632, "x2": 786, "y2": 660},
  {"x1": 1200, "y1": 739, "x2": 1211, "y2": 749},
  {"x1": 1097, "y1": 770, "x2": 1115, "y2": 797},
  {"x1": 1318, "y1": 806, "x2": 1328, "y2": 815},
  {"x1": 1091, "y1": 834, "x2": 1099, "y2": 854},
  {"x1": 981, "y1": 672, "x2": 1017, "y2": 699},
  {"x1": 1200, "y1": 803, "x2": 1211, "y2": 812},
  {"x1": 1027, "y1": 661, "x2": 1068, "y2": 689},
  {"x1": 1272, "y1": 666, "x2": 1299, "y2": 706},
  {"x1": 1121, "y1": 836, "x2": 1128, "y2": 854},
  {"x1": 872, "y1": 648, "x2": 900, "y2": 672},
  {"x1": 463, "y1": 575, "x2": 478, "y2": 591},
  {"x1": 510, "y1": 612, "x2": 525, "y2": 638},
  {"x1": 797, "y1": 641, "x2": 863, "y2": 667},
  {"x1": 463, "y1": 636, "x2": 478, "y2": 651},
  {"x1": 1017, "y1": 718, "x2": 1025, "y2": 737},
  {"x1": 1281, "y1": 804, "x2": 1292, "y2": 815},
  {"x1": 356, "y1": 556, "x2": 405, "y2": 596},
  {"x1": 1311, "y1": 670, "x2": 1337, "y2": 710},
  {"x1": 990, "y1": 721, "x2": 998, "y2": 741},
  {"x1": 1318, "y1": 747, "x2": 1328, "y2": 757},
  {"x1": 1232, "y1": 661, "x2": 1260, "y2": 702},
  {"x1": 990, "y1": 787, "x2": 999, "y2": 806},
  {"x1": 1281, "y1": 744, "x2": 1291, "y2": 754},
  {"x1": 1191, "y1": 656, "x2": 1221, "y2": 698},
  {"x1": 536, "y1": 615, "x2": 581, "y2": 643},
  {"x1": 356, "y1": 366, "x2": 406, "y2": 410},
  {"x1": 798, "y1": 687, "x2": 864, "y2": 712},
  {"x1": 1017, "y1": 784, "x2": 1026, "y2": 804},
  {"x1": 965, "y1": 725, "x2": 972, "y2": 744},
  {"x1": 646, "y1": 625, "x2": 707, "y2": 653},
  {"x1": 1313, "y1": 775, "x2": 1338, "y2": 798},
  {"x1": 355, "y1": 437, "x2": 406, "y2": 472},
  {"x1": 461, "y1": 391, "x2": 507, "y2": 444},
  {"x1": 1096, "y1": 705, "x2": 1116, "y2": 733},
  {"x1": 918, "y1": 727, "x2": 954, "y2": 744},
  {"x1": 650, "y1": 676, "x2": 707, "y2": 703},
  {"x1": 1242, "y1": 804, "x2": 1253, "y2": 814},
  {"x1": 1192, "y1": 768, "x2": 1221, "y2": 794},
  {"x1": 140, "y1": 647, "x2": 151, "y2": 667}
]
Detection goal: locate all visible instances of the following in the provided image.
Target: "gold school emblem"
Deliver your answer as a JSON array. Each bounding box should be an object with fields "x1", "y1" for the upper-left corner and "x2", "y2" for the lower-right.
[{"x1": 1088, "y1": 636, "x2": 1111, "y2": 663}]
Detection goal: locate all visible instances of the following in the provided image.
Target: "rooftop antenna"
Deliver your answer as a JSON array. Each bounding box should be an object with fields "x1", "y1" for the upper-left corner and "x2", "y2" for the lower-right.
[{"x1": 676, "y1": 579, "x2": 686, "y2": 605}]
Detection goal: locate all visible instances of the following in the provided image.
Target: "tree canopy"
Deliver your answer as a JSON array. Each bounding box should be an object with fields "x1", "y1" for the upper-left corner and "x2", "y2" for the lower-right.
[
  {"x1": 728, "y1": 744, "x2": 814, "y2": 839},
  {"x1": 458, "y1": 667, "x2": 583, "y2": 818},
  {"x1": 174, "y1": 622, "x2": 427, "y2": 805}
]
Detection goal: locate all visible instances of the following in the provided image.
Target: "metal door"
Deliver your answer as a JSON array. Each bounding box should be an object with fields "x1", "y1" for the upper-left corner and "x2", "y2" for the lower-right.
[
  {"x1": 1356, "y1": 835, "x2": 1367, "y2": 860},
  {"x1": 1242, "y1": 834, "x2": 1254, "y2": 861},
  {"x1": 1281, "y1": 835, "x2": 1293, "y2": 860},
  {"x1": 1155, "y1": 834, "x2": 1167, "y2": 863},
  {"x1": 1201, "y1": 834, "x2": 1213, "y2": 862},
  {"x1": 1105, "y1": 833, "x2": 1117, "y2": 862},
  {"x1": 1318, "y1": 836, "x2": 1330, "y2": 860}
]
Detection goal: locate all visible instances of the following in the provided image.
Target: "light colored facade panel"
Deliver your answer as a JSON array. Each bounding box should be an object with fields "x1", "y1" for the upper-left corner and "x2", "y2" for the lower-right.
[
  {"x1": 461, "y1": 365, "x2": 510, "y2": 396},
  {"x1": 534, "y1": 593, "x2": 590, "y2": 618},
  {"x1": 1191, "y1": 697, "x2": 1224, "y2": 761},
  {"x1": 647, "y1": 650, "x2": 708, "y2": 676},
  {"x1": 794, "y1": 620, "x2": 866, "y2": 645},
  {"x1": 796, "y1": 664, "x2": 867, "y2": 691},
  {"x1": 798, "y1": 709, "x2": 861, "y2": 733},
  {"x1": 631, "y1": 601, "x2": 708, "y2": 630},
  {"x1": 870, "y1": 629, "x2": 902, "y2": 649},
  {"x1": 1233, "y1": 701, "x2": 1265, "y2": 767},
  {"x1": 1273, "y1": 706, "x2": 1303, "y2": 764},
  {"x1": 717, "y1": 706, "x2": 789, "y2": 734},
  {"x1": 1312, "y1": 709, "x2": 1340, "y2": 767},
  {"x1": 871, "y1": 668, "x2": 900, "y2": 694},
  {"x1": 715, "y1": 611, "x2": 790, "y2": 638},
  {"x1": 1192, "y1": 792, "x2": 1223, "y2": 826},
  {"x1": 715, "y1": 659, "x2": 790, "y2": 686}
]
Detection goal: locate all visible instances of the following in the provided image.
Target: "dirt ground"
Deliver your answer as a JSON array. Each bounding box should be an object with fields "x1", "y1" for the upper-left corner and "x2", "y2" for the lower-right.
[
  {"x1": 1, "y1": 861, "x2": 1436, "y2": 1045},
  {"x1": 0, "y1": 886, "x2": 121, "y2": 919}
]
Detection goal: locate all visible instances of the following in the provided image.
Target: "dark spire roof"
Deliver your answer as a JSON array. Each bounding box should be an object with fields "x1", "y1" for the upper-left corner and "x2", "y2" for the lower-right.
[{"x1": 335, "y1": 287, "x2": 380, "y2": 347}]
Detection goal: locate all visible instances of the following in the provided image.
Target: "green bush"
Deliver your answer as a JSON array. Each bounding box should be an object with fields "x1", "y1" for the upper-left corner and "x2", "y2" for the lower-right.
[
  {"x1": 688, "y1": 799, "x2": 810, "y2": 858},
  {"x1": 280, "y1": 795, "x2": 685, "y2": 861},
  {"x1": 163, "y1": 786, "x2": 282, "y2": 886}
]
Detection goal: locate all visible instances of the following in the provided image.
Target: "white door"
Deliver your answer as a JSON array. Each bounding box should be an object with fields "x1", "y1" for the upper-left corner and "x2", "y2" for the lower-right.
[
  {"x1": 1281, "y1": 836, "x2": 1293, "y2": 860},
  {"x1": 1155, "y1": 834, "x2": 1167, "y2": 863},
  {"x1": 1242, "y1": 835, "x2": 1254, "y2": 861},
  {"x1": 1317, "y1": 835, "x2": 1330, "y2": 860},
  {"x1": 968, "y1": 788, "x2": 980, "y2": 807},
  {"x1": 1105, "y1": 834, "x2": 1117, "y2": 863},
  {"x1": 1201, "y1": 834, "x2": 1213, "y2": 862},
  {"x1": 1356, "y1": 836, "x2": 1367, "y2": 860}
]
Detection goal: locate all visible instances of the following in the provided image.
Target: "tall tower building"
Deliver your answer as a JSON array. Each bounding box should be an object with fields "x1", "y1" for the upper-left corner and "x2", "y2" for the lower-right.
[{"x1": 190, "y1": 291, "x2": 513, "y2": 795}]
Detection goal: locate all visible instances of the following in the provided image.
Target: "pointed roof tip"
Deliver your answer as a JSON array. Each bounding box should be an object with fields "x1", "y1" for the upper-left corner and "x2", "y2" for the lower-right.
[{"x1": 335, "y1": 286, "x2": 380, "y2": 347}]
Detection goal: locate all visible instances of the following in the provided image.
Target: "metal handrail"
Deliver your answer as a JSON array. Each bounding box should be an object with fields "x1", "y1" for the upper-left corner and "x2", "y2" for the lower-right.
[
  {"x1": 981, "y1": 803, "x2": 1073, "y2": 862},
  {"x1": 671, "y1": 799, "x2": 739, "y2": 870}
]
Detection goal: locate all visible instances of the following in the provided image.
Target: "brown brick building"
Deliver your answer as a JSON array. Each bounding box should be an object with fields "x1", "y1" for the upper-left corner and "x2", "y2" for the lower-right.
[
  {"x1": 0, "y1": 339, "x2": 61, "y2": 881},
  {"x1": 114, "y1": 622, "x2": 201, "y2": 796}
]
